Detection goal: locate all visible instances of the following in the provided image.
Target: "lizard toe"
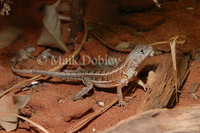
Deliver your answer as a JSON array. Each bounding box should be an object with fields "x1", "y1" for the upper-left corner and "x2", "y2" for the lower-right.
[{"x1": 118, "y1": 100, "x2": 126, "y2": 107}]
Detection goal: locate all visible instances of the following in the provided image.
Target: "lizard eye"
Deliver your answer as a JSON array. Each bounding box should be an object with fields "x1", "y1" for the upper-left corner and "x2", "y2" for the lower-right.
[{"x1": 139, "y1": 49, "x2": 145, "y2": 54}]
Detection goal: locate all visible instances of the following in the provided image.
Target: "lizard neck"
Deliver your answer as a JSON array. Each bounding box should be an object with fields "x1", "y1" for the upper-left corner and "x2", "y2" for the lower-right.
[{"x1": 119, "y1": 56, "x2": 140, "y2": 80}]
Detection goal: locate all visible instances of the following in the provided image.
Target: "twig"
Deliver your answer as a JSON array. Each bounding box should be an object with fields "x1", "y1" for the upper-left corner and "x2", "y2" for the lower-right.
[
  {"x1": 91, "y1": 32, "x2": 131, "y2": 52},
  {"x1": 0, "y1": 111, "x2": 49, "y2": 133},
  {"x1": 11, "y1": 113, "x2": 49, "y2": 133},
  {"x1": 92, "y1": 33, "x2": 186, "y2": 52},
  {"x1": 148, "y1": 36, "x2": 186, "y2": 46},
  {"x1": 170, "y1": 36, "x2": 179, "y2": 102}
]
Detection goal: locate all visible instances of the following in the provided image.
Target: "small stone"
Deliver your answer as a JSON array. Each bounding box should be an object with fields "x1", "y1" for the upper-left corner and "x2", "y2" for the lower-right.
[
  {"x1": 155, "y1": 51, "x2": 163, "y2": 56},
  {"x1": 26, "y1": 46, "x2": 35, "y2": 53},
  {"x1": 18, "y1": 49, "x2": 30, "y2": 60},
  {"x1": 92, "y1": 128, "x2": 96, "y2": 132},
  {"x1": 31, "y1": 81, "x2": 39, "y2": 85},
  {"x1": 98, "y1": 101, "x2": 105, "y2": 107},
  {"x1": 186, "y1": 7, "x2": 194, "y2": 10},
  {"x1": 40, "y1": 48, "x2": 52, "y2": 59},
  {"x1": 115, "y1": 42, "x2": 130, "y2": 50}
]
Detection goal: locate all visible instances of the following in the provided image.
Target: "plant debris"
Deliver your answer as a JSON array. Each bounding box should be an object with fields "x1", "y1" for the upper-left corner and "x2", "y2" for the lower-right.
[
  {"x1": 0, "y1": 91, "x2": 32, "y2": 131},
  {"x1": 37, "y1": 0, "x2": 69, "y2": 52}
]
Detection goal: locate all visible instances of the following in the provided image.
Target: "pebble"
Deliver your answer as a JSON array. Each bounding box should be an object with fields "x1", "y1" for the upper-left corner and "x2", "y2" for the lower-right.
[
  {"x1": 18, "y1": 49, "x2": 30, "y2": 60},
  {"x1": 115, "y1": 42, "x2": 130, "y2": 50},
  {"x1": 98, "y1": 101, "x2": 105, "y2": 107},
  {"x1": 26, "y1": 46, "x2": 35, "y2": 53},
  {"x1": 40, "y1": 48, "x2": 52, "y2": 59}
]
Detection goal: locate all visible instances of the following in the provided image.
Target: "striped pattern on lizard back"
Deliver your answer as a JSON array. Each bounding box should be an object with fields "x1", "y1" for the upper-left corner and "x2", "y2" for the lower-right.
[{"x1": 12, "y1": 44, "x2": 153, "y2": 106}]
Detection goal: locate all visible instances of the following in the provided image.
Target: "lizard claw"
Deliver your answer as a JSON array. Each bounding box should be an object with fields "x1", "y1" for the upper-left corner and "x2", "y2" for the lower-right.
[
  {"x1": 137, "y1": 79, "x2": 150, "y2": 92},
  {"x1": 143, "y1": 84, "x2": 151, "y2": 92},
  {"x1": 118, "y1": 100, "x2": 126, "y2": 107}
]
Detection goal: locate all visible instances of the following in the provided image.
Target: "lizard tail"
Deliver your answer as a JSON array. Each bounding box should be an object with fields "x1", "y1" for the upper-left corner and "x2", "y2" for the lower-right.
[{"x1": 11, "y1": 59, "x2": 79, "y2": 79}]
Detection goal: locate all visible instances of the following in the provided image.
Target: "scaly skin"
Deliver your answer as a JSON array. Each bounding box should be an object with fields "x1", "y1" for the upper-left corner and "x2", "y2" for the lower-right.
[{"x1": 12, "y1": 45, "x2": 153, "y2": 106}]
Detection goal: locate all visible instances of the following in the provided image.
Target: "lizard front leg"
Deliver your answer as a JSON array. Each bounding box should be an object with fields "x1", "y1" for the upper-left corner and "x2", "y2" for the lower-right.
[
  {"x1": 73, "y1": 77, "x2": 93, "y2": 100},
  {"x1": 135, "y1": 77, "x2": 149, "y2": 91},
  {"x1": 117, "y1": 78, "x2": 128, "y2": 106}
]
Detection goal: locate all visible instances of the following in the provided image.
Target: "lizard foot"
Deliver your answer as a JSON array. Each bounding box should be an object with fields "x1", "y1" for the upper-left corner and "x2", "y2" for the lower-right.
[
  {"x1": 118, "y1": 100, "x2": 126, "y2": 107},
  {"x1": 73, "y1": 96, "x2": 83, "y2": 101},
  {"x1": 143, "y1": 84, "x2": 151, "y2": 92},
  {"x1": 137, "y1": 79, "x2": 150, "y2": 91}
]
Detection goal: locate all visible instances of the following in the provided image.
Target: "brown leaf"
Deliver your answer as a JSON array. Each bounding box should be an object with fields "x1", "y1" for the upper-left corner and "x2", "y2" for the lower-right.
[
  {"x1": 37, "y1": 0, "x2": 69, "y2": 52},
  {"x1": 58, "y1": 14, "x2": 71, "y2": 22},
  {"x1": 0, "y1": 26, "x2": 23, "y2": 49},
  {"x1": 57, "y1": 2, "x2": 70, "y2": 12},
  {"x1": 0, "y1": 91, "x2": 32, "y2": 131}
]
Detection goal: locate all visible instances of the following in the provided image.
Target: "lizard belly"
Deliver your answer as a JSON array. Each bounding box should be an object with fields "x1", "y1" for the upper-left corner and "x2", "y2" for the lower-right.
[{"x1": 92, "y1": 80, "x2": 118, "y2": 88}]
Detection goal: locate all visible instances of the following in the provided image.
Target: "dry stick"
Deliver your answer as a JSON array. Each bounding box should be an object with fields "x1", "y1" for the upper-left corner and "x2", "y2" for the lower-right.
[
  {"x1": 91, "y1": 33, "x2": 132, "y2": 52},
  {"x1": 92, "y1": 33, "x2": 186, "y2": 52},
  {"x1": 148, "y1": 35, "x2": 186, "y2": 46},
  {"x1": 65, "y1": 83, "x2": 136, "y2": 133},
  {"x1": 0, "y1": 18, "x2": 88, "y2": 98},
  {"x1": 170, "y1": 36, "x2": 179, "y2": 103},
  {"x1": 11, "y1": 113, "x2": 49, "y2": 133},
  {"x1": 0, "y1": 111, "x2": 49, "y2": 133}
]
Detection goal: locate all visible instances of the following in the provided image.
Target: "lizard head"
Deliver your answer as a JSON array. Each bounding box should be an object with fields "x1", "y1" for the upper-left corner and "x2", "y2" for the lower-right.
[{"x1": 125, "y1": 44, "x2": 153, "y2": 67}]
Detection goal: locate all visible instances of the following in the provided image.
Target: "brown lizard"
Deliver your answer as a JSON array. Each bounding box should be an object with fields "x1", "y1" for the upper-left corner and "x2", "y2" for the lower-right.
[{"x1": 12, "y1": 45, "x2": 153, "y2": 106}]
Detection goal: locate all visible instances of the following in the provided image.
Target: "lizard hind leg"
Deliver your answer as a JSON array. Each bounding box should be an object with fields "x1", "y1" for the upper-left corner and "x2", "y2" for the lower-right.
[
  {"x1": 117, "y1": 78, "x2": 128, "y2": 107},
  {"x1": 137, "y1": 79, "x2": 149, "y2": 91},
  {"x1": 73, "y1": 77, "x2": 93, "y2": 101}
]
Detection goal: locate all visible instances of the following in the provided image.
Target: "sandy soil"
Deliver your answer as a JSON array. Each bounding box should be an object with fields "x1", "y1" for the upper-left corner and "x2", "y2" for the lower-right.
[{"x1": 0, "y1": 0, "x2": 200, "y2": 132}]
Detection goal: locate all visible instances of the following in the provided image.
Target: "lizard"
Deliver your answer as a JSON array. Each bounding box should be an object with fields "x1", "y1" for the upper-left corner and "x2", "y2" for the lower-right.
[{"x1": 12, "y1": 44, "x2": 153, "y2": 106}]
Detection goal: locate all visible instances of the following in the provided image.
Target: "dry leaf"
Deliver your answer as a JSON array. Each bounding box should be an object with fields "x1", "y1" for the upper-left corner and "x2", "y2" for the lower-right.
[
  {"x1": 0, "y1": 91, "x2": 32, "y2": 131},
  {"x1": 37, "y1": 0, "x2": 69, "y2": 52},
  {"x1": 0, "y1": 26, "x2": 23, "y2": 49},
  {"x1": 58, "y1": 14, "x2": 71, "y2": 22},
  {"x1": 57, "y1": 2, "x2": 70, "y2": 12}
]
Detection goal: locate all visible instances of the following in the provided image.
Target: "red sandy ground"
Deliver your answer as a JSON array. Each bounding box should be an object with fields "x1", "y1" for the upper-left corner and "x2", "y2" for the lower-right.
[{"x1": 0, "y1": 0, "x2": 200, "y2": 132}]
